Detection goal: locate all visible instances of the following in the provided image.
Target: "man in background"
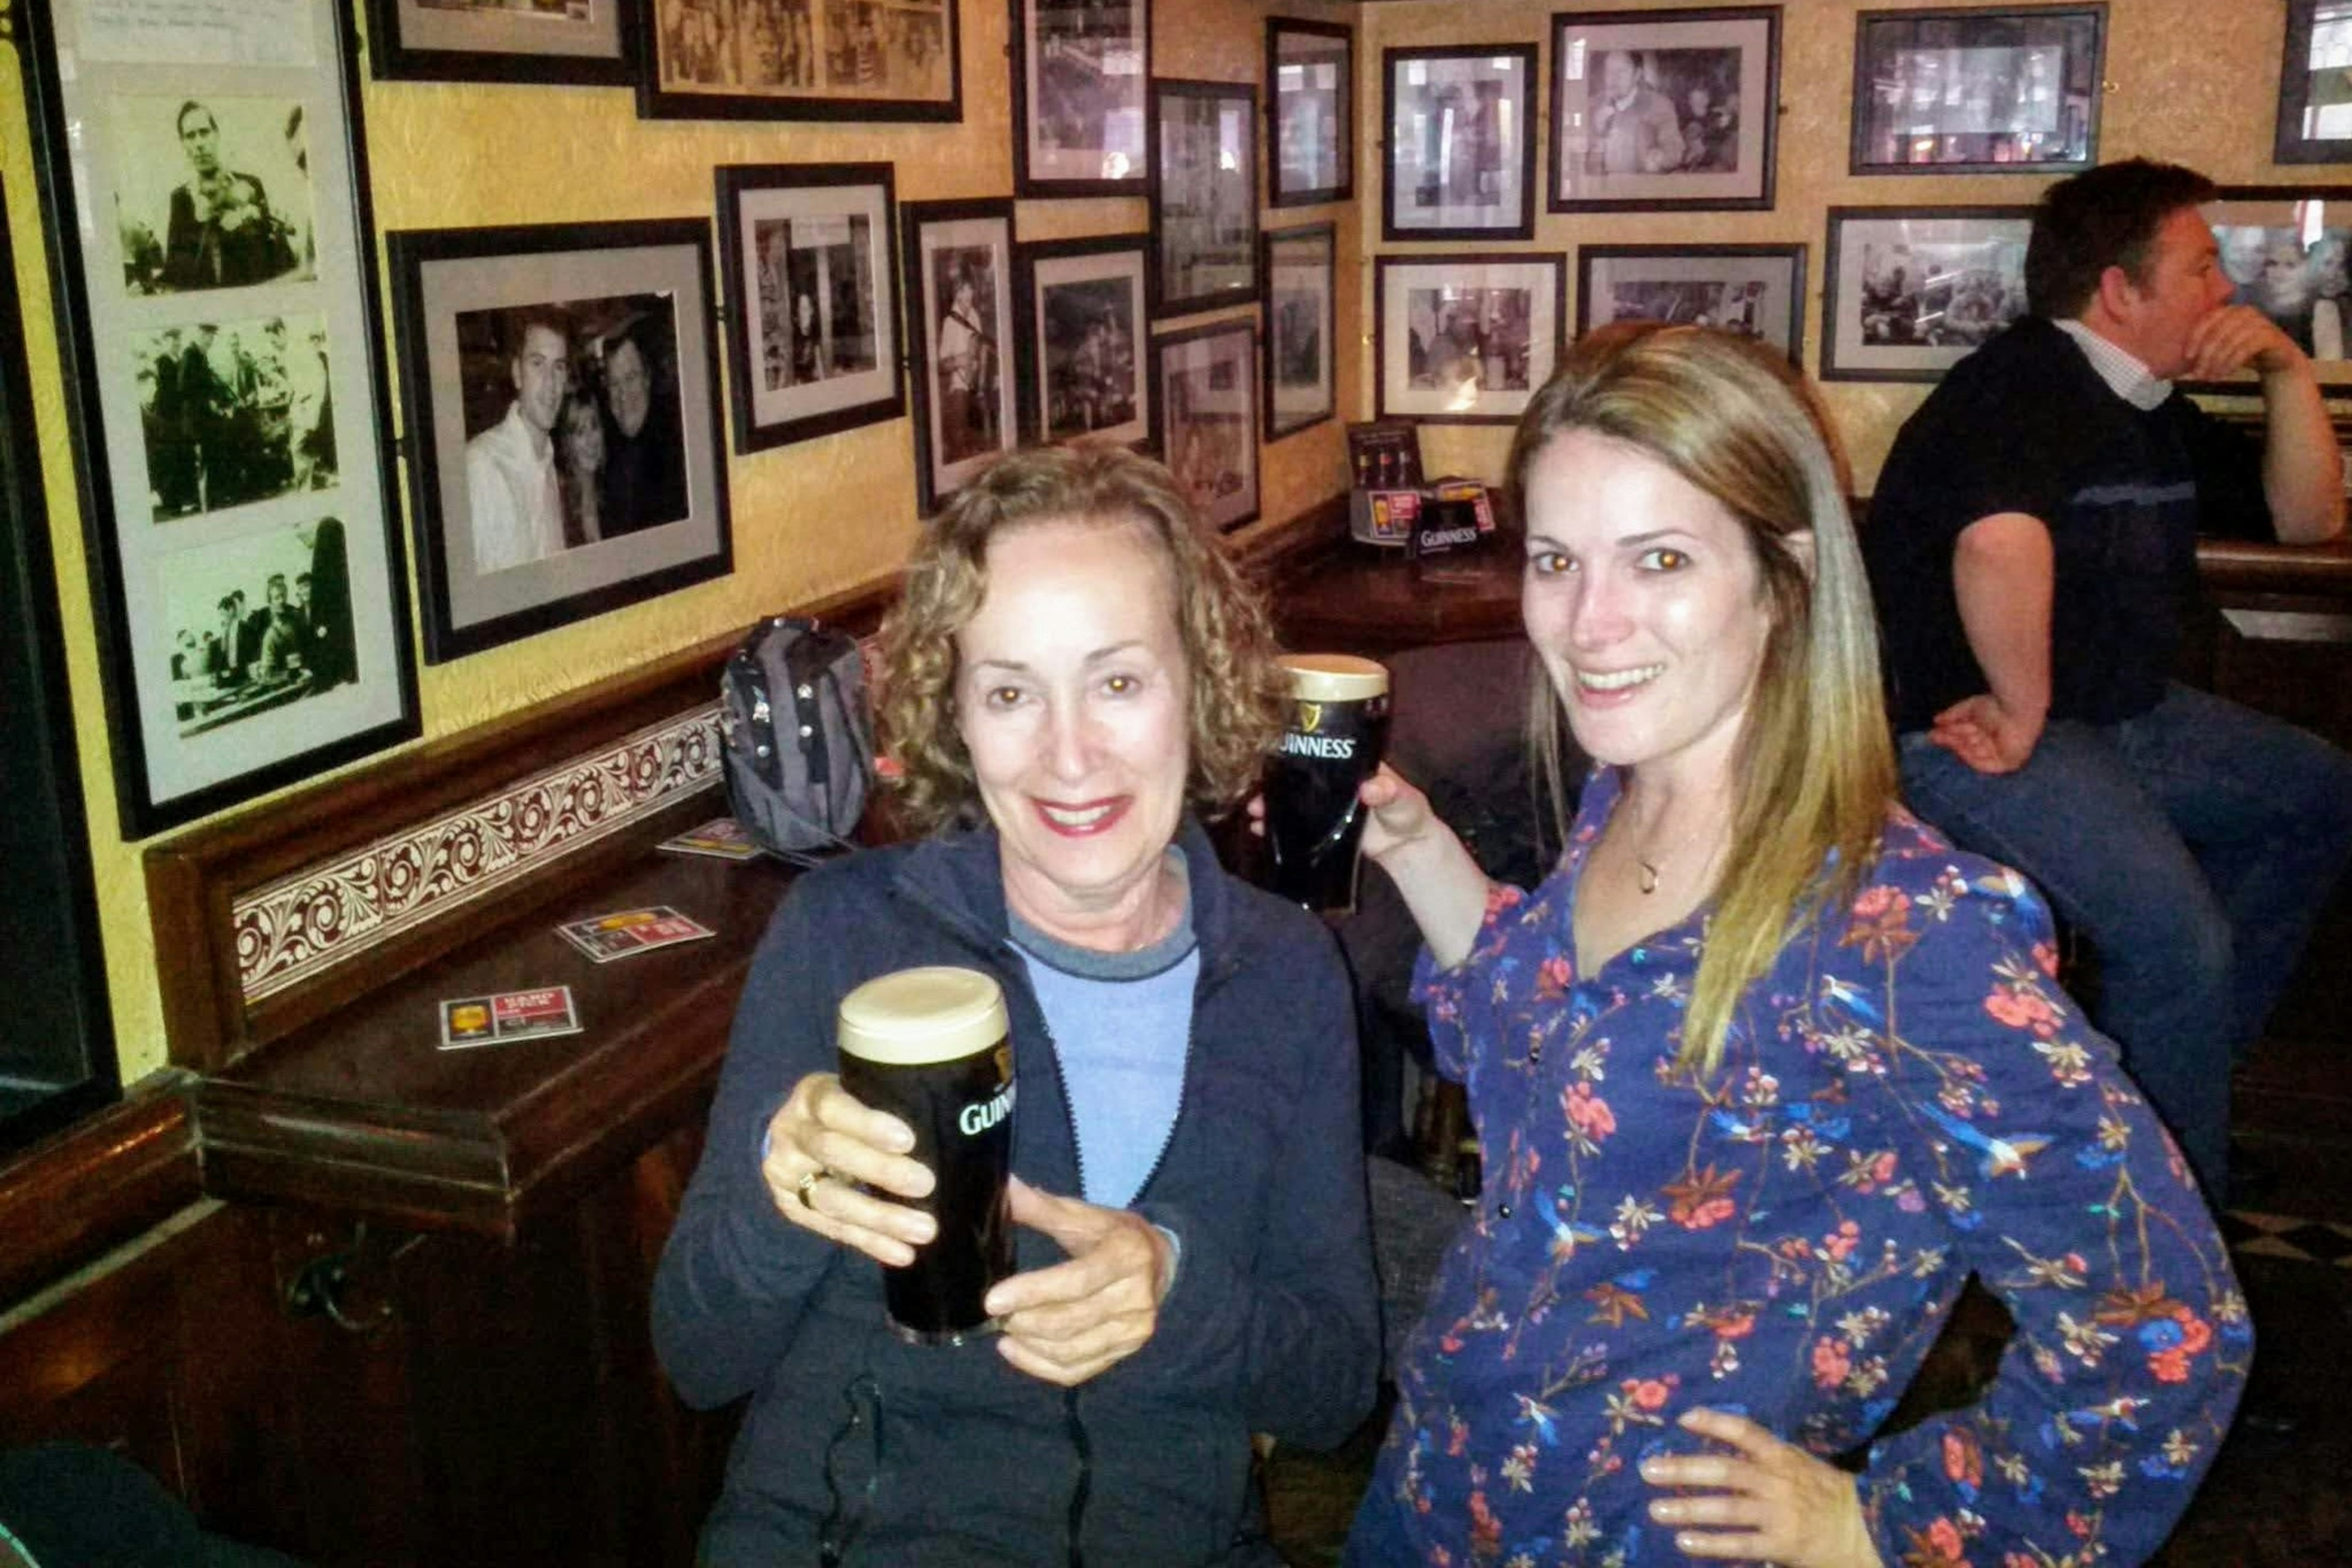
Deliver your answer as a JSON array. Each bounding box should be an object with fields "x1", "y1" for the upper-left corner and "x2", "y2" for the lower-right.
[
  {"x1": 1864, "y1": 157, "x2": 2352, "y2": 1201},
  {"x1": 465, "y1": 307, "x2": 570, "y2": 573},
  {"x1": 597, "y1": 322, "x2": 688, "y2": 536}
]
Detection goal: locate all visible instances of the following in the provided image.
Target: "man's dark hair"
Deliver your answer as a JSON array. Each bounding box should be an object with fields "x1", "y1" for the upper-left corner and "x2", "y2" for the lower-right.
[
  {"x1": 2026, "y1": 157, "x2": 2218, "y2": 318},
  {"x1": 176, "y1": 100, "x2": 216, "y2": 139},
  {"x1": 503, "y1": 306, "x2": 571, "y2": 363}
]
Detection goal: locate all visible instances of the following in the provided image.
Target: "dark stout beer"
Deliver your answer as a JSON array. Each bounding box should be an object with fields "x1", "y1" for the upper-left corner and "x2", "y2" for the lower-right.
[
  {"x1": 1265, "y1": 654, "x2": 1390, "y2": 912},
  {"x1": 836, "y1": 967, "x2": 1015, "y2": 1346}
]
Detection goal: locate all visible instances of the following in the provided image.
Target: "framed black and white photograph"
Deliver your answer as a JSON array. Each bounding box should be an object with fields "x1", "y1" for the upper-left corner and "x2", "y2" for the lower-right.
[
  {"x1": 1374, "y1": 253, "x2": 1563, "y2": 424},
  {"x1": 714, "y1": 163, "x2": 900, "y2": 455},
  {"x1": 1384, "y1": 44, "x2": 1538, "y2": 242},
  {"x1": 1550, "y1": 7, "x2": 1778, "y2": 213},
  {"x1": 1261, "y1": 222, "x2": 1335, "y2": 441},
  {"x1": 1015, "y1": 233, "x2": 1150, "y2": 450},
  {"x1": 1268, "y1": 17, "x2": 1352, "y2": 207},
  {"x1": 903, "y1": 198, "x2": 1019, "y2": 514},
  {"x1": 388, "y1": 219, "x2": 731, "y2": 662},
  {"x1": 635, "y1": 0, "x2": 960, "y2": 121},
  {"x1": 362, "y1": 0, "x2": 634, "y2": 85},
  {"x1": 1152, "y1": 320, "x2": 1259, "y2": 531},
  {"x1": 2198, "y1": 187, "x2": 2352, "y2": 396},
  {"x1": 1576, "y1": 244, "x2": 1805, "y2": 363},
  {"x1": 17, "y1": 0, "x2": 419, "y2": 837},
  {"x1": 1014, "y1": 0, "x2": 1150, "y2": 196},
  {"x1": 2277, "y1": 1, "x2": 2352, "y2": 164},
  {"x1": 1821, "y1": 205, "x2": 2032, "y2": 382},
  {"x1": 1851, "y1": 5, "x2": 2104, "y2": 175},
  {"x1": 1152, "y1": 79, "x2": 1258, "y2": 317}
]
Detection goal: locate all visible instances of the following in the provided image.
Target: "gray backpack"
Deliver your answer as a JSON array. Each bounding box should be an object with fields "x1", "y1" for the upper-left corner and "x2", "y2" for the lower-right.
[{"x1": 718, "y1": 616, "x2": 876, "y2": 862}]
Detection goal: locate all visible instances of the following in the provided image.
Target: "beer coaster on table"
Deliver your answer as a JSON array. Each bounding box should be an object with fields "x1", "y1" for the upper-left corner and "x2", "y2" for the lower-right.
[
  {"x1": 658, "y1": 816, "x2": 762, "y2": 861},
  {"x1": 555, "y1": 904, "x2": 716, "y2": 963},
  {"x1": 439, "y1": 986, "x2": 583, "y2": 1051}
]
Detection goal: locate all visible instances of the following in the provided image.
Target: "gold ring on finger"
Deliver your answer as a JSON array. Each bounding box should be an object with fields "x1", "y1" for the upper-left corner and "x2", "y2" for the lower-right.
[{"x1": 794, "y1": 1167, "x2": 831, "y2": 1210}]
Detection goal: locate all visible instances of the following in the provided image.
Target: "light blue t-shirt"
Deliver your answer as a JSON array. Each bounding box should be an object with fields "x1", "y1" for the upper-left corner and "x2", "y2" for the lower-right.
[{"x1": 1008, "y1": 860, "x2": 1197, "y2": 1212}]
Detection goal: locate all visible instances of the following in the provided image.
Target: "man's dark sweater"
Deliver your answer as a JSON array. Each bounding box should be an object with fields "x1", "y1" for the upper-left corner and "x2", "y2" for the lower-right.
[{"x1": 1864, "y1": 316, "x2": 2269, "y2": 732}]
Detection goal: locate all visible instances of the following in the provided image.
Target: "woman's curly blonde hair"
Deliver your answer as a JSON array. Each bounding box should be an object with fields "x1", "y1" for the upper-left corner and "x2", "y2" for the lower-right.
[{"x1": 876, "y1": 443, "x2": 1288, "y2": 834}]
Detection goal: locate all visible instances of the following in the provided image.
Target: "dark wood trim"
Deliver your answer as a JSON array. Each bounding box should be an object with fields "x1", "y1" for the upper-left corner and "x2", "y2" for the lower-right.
[
  {"x1": 146, "y1": 582, "x2": 894, "y2": 1075},
  {"x1": 0, "y1": 1079, "x2": 202, "y2": 1307}
]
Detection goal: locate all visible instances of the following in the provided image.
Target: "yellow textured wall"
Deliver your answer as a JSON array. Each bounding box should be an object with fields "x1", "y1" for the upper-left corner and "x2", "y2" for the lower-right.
[
  {"x1": 1357, "y1": 0, "x2": 2310, "y2": 485},
  {"x1": 1, "y1": 0, "x2": 1352, "y2": 1087}
]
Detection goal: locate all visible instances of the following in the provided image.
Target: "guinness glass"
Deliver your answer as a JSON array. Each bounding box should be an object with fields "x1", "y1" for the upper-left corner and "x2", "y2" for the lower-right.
[
  {"x1": 1265, "y1": 654, "x2": 1391, "y2": 913},
  {"x1": 837, "y1": 967, "x2": 1015, "y2": 1346}
]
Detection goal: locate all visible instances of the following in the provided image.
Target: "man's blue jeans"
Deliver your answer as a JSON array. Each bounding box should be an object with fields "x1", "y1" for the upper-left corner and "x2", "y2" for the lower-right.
[{"x1": 1899, "y1": 683, "x2": 2352, "y2": 1199}]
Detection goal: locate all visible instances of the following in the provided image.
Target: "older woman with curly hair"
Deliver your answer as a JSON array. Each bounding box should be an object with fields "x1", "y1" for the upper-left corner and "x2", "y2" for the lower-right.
[{"x1": 654, "y1": 442, "x2": 1380, "y2": 1567}]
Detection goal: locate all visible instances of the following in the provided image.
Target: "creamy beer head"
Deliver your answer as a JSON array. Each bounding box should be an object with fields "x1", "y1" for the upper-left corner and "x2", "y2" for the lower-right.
[
  {"x1": 1281, "y1": 653, "x2": 1389, "y2": 703},
  {"x1": 838, "y1": 967, "x2": 1008, "y2": 1067}
]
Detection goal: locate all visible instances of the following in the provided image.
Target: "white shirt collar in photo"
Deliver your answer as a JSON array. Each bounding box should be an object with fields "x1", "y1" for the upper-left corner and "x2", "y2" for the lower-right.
[{"x1": 2055, "y1": 317, "x2": 2173, "y2": 412}]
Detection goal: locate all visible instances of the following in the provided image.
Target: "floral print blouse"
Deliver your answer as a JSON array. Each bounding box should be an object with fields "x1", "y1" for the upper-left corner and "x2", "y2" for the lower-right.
[{"x1": 1362, "y1": 766, "x2": 2247, "y2": 1567}]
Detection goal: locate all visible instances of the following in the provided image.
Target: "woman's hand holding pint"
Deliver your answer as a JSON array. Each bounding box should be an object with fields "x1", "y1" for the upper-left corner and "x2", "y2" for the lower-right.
[
  {"x1": 763, "y1": 1072, "x2": 936, "y2": 1266},
  {"x1": 1353, "y1": 764, "x2": 1493, "y2": 970}
]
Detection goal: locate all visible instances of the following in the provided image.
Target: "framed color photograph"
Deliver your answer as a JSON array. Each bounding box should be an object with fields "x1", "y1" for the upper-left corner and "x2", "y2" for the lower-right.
[
  {"x1": 635, "y1": 0, "x2": 960, "y2": 120},
  {"x1": 2277, "y1": 1, "x2": 2352, "y2": 164},
  {"x1": 1577, "y1": 244, "x2": 1804, "y2": 363},
  {"x1": 1014, "y1": 233, "x2": 1150, "y2": 450},
  {"x1": 388, "y1": 219, "x2": 732, "y2": 662},
  {"x1": 17, "y1": 0, "x2": 420, "y2": 837},
  {"x1": 1261, "y1": 222, "x2": 1335, "y2": 440},
  {"x1": 1268, "y1": 17, "x2": 1352, "y2": 207},
  {"x1": 903, "y1": 198, "x2": 1018, "y2": 513},
  {"x1": 362, "y1": 0, "x2": 634, "y2": 85},
  {"x1": 1850, "y1": 5, "x2": 2104, "y2": 175},
  {"x1": 1821, "y1": 205, "x2": 2032, "y2": 382},
  {"x1": 1384, "y1": 45, "x2": 1538, "y2": 241},
  {"x1": 1014, "y1": 0, "x2": 1150, "y2": 196},
  {"x1": 1152, "y1": 320, "x2": 1259, "y2": 531},
  {"x1": 1551, "y1": 7, "x2": 1778, "y2": 213},
  {"x1": 1375, "y1": 253, "x2": 1563, "y2": 424},
  {"x1": 2198, "y1": 187, "x2": 2352, "y2": 396},
  {"x1": 714, "y1": 163, "x2": 900, "y2": 454},
  {"x1": 1152, "y1": 79, "x2": 1258, "y2": 318}
]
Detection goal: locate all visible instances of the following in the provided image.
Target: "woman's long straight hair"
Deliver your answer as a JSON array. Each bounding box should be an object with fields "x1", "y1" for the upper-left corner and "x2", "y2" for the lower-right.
[{"x1": 1507, "y1": 325, "x2": 1896, "y2": 1076}]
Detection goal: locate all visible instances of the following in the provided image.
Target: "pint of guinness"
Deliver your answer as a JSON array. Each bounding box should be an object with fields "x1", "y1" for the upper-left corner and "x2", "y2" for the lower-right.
[
  {"x1": 1265, "y1": 654, "x2": 1391, "y2": 913},
  {"x1": 836, "y1": 967, "x2": 1015, "y2": 1346}
]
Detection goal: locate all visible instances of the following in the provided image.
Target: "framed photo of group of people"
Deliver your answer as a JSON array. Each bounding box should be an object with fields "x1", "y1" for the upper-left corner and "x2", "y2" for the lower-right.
[
  {"x1": 386, "y1": 218, "x2": 733, "y2": 663},
  {"x1": 18, "y1": 0, "x2": 420, "y2": 837},
  {"x1": 1374, "y1": 254, "x2": 1564, "y2": 426}
]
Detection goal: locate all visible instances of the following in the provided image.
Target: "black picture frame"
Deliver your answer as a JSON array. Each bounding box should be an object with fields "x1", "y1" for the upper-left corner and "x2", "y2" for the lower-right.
[
  {"x1": 714, "y1": 162, "x2": 903, "y2": 456},
  {"x1": 1267, "y1": 17, "x2": 1353, "y2": 208},
  {"x1": 1550, "y1": 6, "x2": 1781, "y2": 214},
  {"x1": 1151, "y1": 78, "x2": 1260, "y2": 318},
  {"x1": 2275, "y1": 0, "x2": 2352, "y2": 165},
  {"x1": 17, "y1": 0, "x2": 423, "y2": 838},
  {"x1": 2187, "y1": 186, "x2": 2352, "y2": 400},
  {"x1": 1575, "y1": 243, "x2": 1806, "y2": 364},
  {"x1": 362, "y1": 0, "x2": 635, "y2": 86},
  {"x1": 1013, "y1": 0, "x2": 1152, "y2": 197},
  {"x1": 386, "y1": 217, "x2": 734, "y2": 662},
  {"x1": 1820, "y1": 204, "x2": 2034, "y2": 382},
  {"x1": 1383, "y1": 43, "x2": 1539, "y2": 242},
  {"x1": 1151, "y1": 318, "x2": 1260, "y2": 532},
  {"x1": 633, "y1": 0, "x2": 962, "y2": 121},
  {"x1": 902, "y1": 197, "x2": 1020, "y2": 515},
  {"x1": 1850, "y1": 4, "x2": 2105, "y2": 175},
  {"x1": 0, "y1": 167, "x2": 120, "y2": 1155},
  {"x1": 1012, "y1": 232, "x2": 1152, "y2": 450},
  {"x1": 1374, "y1": 252, "x2": 1564, "y2": 425},
  {"x1": 1261, "y1": 221, "x2": 1335, "y2": 441}
]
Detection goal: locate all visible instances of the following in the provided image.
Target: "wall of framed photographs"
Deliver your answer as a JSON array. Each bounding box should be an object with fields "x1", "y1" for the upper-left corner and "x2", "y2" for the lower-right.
[
  {"x1": 1354, "y1": 0, "x2": 2313, "y2": 489},
  {"x1": 0, "y1": 0, "x2": 1359, "y2": 1086}
]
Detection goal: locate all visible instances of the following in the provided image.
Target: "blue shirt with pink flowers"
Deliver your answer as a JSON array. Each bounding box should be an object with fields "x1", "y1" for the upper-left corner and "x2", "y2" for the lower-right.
[{"x1": 1357, "y1": 765, "x2": 2247, "y2": 1567}]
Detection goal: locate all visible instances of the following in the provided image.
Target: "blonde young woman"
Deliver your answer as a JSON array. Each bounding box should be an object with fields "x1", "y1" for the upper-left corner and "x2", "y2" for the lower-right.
[{"x1": 1343, "y1": 326, "x2": 2245, "y2": 1567}]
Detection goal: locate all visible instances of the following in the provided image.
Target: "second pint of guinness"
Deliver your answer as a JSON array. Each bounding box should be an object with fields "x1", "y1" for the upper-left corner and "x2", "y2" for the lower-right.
[
  {"x1": 836, "y1": 967, "x2": 1015, "y2": 1346},
  {"x1": 1265, "y1": 654, "x2": 1391, "y2": 913}
]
